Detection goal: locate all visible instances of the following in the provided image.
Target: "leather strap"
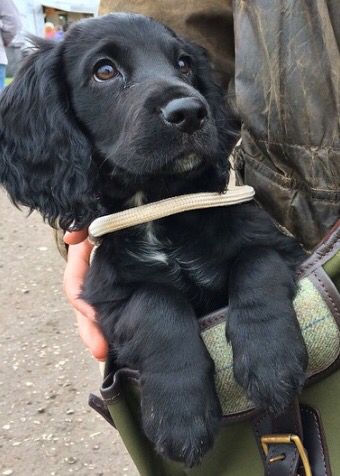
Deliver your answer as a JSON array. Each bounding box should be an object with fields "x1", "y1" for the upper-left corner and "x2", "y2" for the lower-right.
[
  {"x1": 252, "y1": 402, "x2": 331, "y2": 476},
  {"x1": 300, "y1": 405, "x2": 332, "y2": 476},
  {"x1": 253, "y1": 401, "x2": 303, "y2": 476},
  {"x1": 88, "y1": 393, "x2": 116, "y2": 429}
]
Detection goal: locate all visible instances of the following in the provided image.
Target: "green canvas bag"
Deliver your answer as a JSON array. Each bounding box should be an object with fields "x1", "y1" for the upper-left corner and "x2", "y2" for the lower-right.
[{"x1": 90, "y1": 222, "x2": 340, "y2": 476}]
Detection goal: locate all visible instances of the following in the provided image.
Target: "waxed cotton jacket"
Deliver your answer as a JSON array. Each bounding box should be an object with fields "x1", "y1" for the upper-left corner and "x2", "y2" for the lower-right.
[{"x1": 99, "y1": 0, "x2": 340, "y2": 251}]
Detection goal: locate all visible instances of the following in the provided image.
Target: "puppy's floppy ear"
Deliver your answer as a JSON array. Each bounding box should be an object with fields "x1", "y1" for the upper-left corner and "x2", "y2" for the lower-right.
[{"x1": 0, "y1": 38, "x2": 100, "y2": 230}]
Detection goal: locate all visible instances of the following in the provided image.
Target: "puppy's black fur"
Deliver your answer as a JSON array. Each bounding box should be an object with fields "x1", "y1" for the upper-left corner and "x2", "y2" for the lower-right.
[{"x1": 0, "y1": 14, "x2": 308, "y2": 466}]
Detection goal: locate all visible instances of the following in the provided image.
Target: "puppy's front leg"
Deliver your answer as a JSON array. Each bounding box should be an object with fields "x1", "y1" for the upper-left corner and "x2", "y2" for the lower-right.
[
  {"x1": 109, "y1": 284, "x2": 221, "y2": 466},
  {"x1": 227, "y1": 247, "x2": 308, "y2": 414}
]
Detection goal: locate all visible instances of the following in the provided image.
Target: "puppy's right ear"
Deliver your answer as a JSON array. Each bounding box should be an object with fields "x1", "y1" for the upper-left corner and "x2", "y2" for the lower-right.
[{"x1": 0, "y1": 39, "x2": 100, "y2": 230}]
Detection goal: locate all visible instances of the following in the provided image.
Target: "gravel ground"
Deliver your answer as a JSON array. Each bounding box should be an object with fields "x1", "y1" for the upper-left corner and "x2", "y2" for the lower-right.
[{"x1": 0, "y1": 190, "x2": 138, "y2": 476}]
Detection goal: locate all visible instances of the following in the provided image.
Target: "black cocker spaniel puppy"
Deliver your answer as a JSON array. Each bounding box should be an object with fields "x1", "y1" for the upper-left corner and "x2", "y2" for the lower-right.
[{"x1": 0, "y1": 13, "x2": 308, "y2": 466}]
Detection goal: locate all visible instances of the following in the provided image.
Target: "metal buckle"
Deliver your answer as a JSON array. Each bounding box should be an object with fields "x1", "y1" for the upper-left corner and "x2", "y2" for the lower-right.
[{"x1": 261, "y1": 434, "x2": 312, "y2": 476}]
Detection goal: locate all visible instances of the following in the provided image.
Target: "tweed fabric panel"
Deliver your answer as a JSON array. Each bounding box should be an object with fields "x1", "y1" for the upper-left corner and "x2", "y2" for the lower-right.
[{"x1": 201, "y1": 277, "x2": 340, "y2": 416}]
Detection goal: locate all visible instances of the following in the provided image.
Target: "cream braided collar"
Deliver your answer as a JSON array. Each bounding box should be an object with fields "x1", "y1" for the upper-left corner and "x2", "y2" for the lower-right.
[{"x1": 88, "y1": 185, "x2": 255, "y2": 244}]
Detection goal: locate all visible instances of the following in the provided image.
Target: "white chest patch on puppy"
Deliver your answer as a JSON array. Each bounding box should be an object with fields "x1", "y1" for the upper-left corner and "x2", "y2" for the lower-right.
[
  {"x1": 127, "y1": 191, "x2": 146, "y2": 208},
  {"x1": 125, "y1": 192, "x2": 169, "y2": 266}
]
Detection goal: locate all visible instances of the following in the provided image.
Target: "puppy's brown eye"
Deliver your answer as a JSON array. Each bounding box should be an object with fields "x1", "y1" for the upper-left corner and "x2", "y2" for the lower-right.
[
  {"x1": 93, "y1": 60, "x2": 119, "y2": 82},
  {"x1": 177, "y1": 56, "x2": 192, "y2": 75}
]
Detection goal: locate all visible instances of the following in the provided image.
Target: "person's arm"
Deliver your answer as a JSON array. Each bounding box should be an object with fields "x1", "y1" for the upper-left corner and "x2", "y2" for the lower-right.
[
  {"x1": 0, "y1": 0, "x2": 21, "y2": 47},
  {"x1": 63, "y1": 230, "x2": 108, "y2": 361}
]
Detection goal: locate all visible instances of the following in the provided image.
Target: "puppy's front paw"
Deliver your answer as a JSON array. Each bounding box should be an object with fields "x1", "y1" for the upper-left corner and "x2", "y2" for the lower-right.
[
  {"x1": 233, "y1": 332, "x2": 307, "y2": 414},
  {"x1": 141, "y1": 373, "x2": 221, "y2": 467}
]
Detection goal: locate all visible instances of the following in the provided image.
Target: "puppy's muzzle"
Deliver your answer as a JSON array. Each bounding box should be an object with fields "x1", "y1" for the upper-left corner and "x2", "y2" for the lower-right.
[{"x1": 161, "y1": 97, "x2": 208, "y2": 134}]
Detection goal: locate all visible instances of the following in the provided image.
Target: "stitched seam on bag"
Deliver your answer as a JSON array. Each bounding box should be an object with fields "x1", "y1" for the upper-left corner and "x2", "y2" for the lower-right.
[
  {"x1": 103, "y1": 395, "x2": 121, "y2": 405},
  {"x1": 293, "y1": 408, "x2": 299, "y2": 435},
  {"x1": 254, "y1": 413, "x2": 268, "y2": 432},
  {"x1": 253, "y1": 414, "x2": 270, "y2": 474},
  {"x1": 199, "y1": 313, "x2": 225, "y2": 330},
  {"x1": 301, "y1": 407, "x2": 328, "y2": 476},
  {"x1": 297, "y1": 234, "x2": 339, "y2": 276},
  {"x1": 289, "y1": 450, "x2": 299, "y2": 476},
  {"x1": 222, "y1": 407, "x2": 258, "y2": 423},
  {"x1": 313, "y1": 271, "x2": 340, "y2": 321},
  {"x1": 288, "y1": 408, "x2": 300, "y2": 476},
  {"x1": 253, "y1": 413, "x2": 268, "y2": 445}
]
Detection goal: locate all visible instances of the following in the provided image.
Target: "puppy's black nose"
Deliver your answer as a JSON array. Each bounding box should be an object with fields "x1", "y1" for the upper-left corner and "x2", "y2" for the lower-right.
[{"x1": 161, "y1": 98, "x2": 207, "y2": 134}]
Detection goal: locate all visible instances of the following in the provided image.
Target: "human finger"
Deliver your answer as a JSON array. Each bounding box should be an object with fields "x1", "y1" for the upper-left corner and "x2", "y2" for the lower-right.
[
  {"x1": 74, "y1": 309, "x2": 108, "y2": 361},
  {"x1": 64, "y1": 229, "x2": 89, "y2": 245},
  {"x1": 63, "y1": 240, "x2": 108, "y2": 361}
]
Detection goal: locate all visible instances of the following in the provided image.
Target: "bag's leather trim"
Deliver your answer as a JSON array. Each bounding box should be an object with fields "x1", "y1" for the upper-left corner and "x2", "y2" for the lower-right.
[
  {"x1": 297, "y1": 220, "x2": 340, "y2": 279},
  {"x1": 306, "y1": 267, "x2": 340, "y2": 387},
  {"x1": 300, "y1": 404, "x2": 332, "y2": 476},
  {"x1": 100, "y1": 368, "x2": 139, "y2": 405},
  {"x1": 88, "y1": 393, "x2": 116, "y2": 429},
  {"x1": 309, "y1": 267, "x2": 340, "y2": 327},
  {"x1": 199, "y1": 308, "x2": 227, "y2": 331},
  {"x1": 221, "y1": 407, "x2": 261, "y2": 425}
]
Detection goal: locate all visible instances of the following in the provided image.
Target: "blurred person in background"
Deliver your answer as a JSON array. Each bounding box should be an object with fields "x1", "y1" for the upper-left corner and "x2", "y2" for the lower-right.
[
  {"x1": 0, "y1": 0, "x2": 21, "y2": 90},
  {"x1": 54, "y1": 25, "x2": 64, "y2": 42},
  {"x1": 44, "y1": 21, "x2": 55, "y2": 40}
]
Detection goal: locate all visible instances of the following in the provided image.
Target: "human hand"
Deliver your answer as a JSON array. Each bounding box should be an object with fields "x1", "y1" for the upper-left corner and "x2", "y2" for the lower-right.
[{"x1": 63, "y1": 230, "x2": 108, "y2": 361}]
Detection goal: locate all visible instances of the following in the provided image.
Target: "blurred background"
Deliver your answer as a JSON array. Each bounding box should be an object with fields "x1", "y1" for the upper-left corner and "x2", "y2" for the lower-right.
[{"x1": 4, "y1": 0, "x2": 99, "y2": 79}]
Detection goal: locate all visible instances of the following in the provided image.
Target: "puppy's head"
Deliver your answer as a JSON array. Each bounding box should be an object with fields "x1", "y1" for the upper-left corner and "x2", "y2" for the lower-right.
[{"x1": 0, "y1": 13, "x2": 237, "y2": 230}]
